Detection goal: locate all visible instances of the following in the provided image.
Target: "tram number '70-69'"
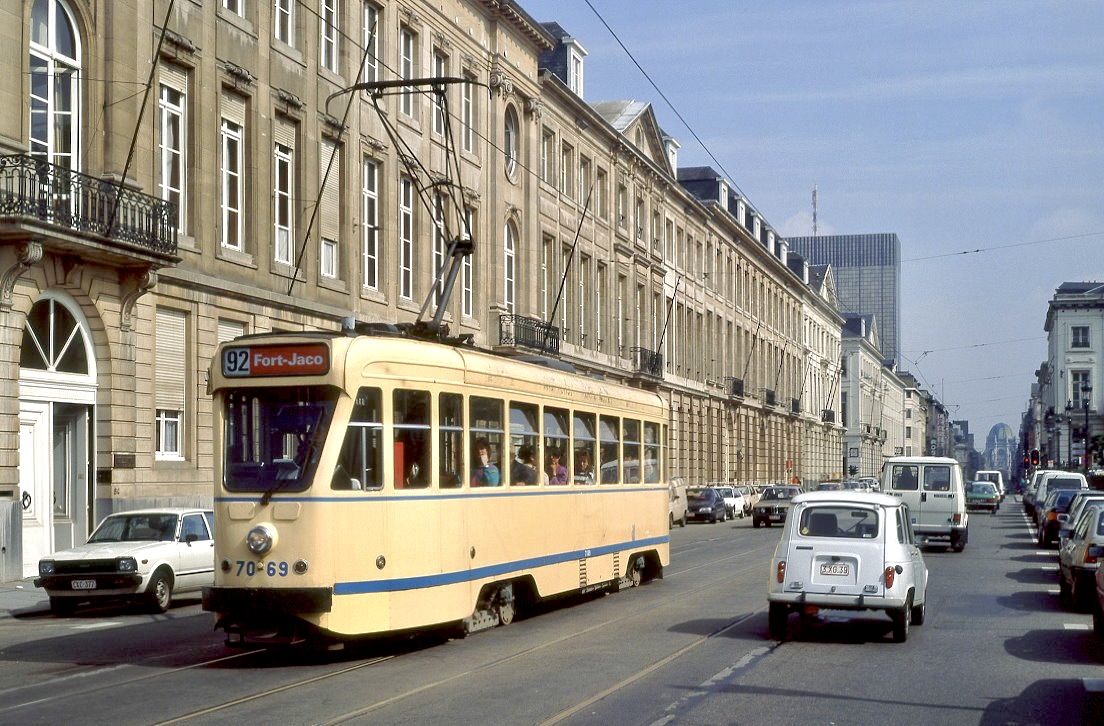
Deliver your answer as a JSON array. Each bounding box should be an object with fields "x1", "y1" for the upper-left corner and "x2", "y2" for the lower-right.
[{"x1": 235, "y1": 560, "x2": 291, "y2": 577}]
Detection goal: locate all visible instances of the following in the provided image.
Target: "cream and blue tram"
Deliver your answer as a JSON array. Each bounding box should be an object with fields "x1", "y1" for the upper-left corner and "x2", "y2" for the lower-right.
[{"x1": 202, "y1": 329, "x2": 670, "y2": 644}]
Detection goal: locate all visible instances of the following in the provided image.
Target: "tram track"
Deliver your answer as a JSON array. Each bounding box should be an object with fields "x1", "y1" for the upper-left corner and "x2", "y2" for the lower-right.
[{"x1": 0, "y1": 528, "x2": 779, "y2": 724}]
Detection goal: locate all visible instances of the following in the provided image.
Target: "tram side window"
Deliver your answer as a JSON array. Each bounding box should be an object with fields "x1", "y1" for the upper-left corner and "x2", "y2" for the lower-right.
[
  {"x1": 623, "y1": 419, "x2": 641, "y2": 483},
  {"x1": 573, "y1": 412, "x2": 596, "y2": 484},
  {"x1": 332, "y1": 387, "x2": 383, "y2": 490},
  {"x1": 643, "y1": 421, "x2": 661, "y2": 483},
  {"x1": 509, "y1": 401, "x2": 540, "y2": 485},
  {"x1": 439, "y1": 392, "x2": 464, "y2": 488},
  {"x1": 470, "y1": 396, "x2": 504, "y2": 486},
  {"x1": 394, "y1": 389, "x2": 431, "y2": 489},
  {"x1": 543, "y1": 407, "x2": 570, "y2": 485},
  {"x1": 599, "y1": 415, "x2": 620, "y2": 484}
]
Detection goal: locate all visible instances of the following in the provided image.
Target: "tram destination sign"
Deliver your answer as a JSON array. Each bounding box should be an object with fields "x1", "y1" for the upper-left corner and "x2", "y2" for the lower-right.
[{"x1": 222, "y1": 343, "x2": 330, "y2": 377}]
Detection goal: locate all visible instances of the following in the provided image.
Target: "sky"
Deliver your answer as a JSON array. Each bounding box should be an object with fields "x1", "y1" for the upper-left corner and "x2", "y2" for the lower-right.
[{"x1": 520, "y1": 0, "x2": 1104, "y2": 449}]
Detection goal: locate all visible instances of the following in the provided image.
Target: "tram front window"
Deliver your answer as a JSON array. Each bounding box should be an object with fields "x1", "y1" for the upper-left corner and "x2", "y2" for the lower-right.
[{"x1": 222, "y1": 386, "x2": 338, "y2": 493}]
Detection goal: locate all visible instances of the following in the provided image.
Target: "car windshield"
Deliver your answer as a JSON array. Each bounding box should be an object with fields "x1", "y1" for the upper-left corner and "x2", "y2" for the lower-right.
[
  {"x1": 968, "y1": 482, "x2": 996, "y2": 494},
  {"x1": 89, "y1": 513, "x2": 180, "y2": 543},
  {"x1": 688, "y1": 490, "x2": 713, "y2": 502},
  {"x1": 763, "y1": 488, "x2": 796, "y2": 501},
  {"x1": 222, "y1": 385, "x2": 339, "y2": 494},
  {"x1": 1048, "y1": 477, "x2": 1084, "y2": 490}
]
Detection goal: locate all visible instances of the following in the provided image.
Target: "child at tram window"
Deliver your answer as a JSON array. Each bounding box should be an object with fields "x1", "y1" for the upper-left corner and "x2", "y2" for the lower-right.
[
  {"x1": 546, "y1": 447, "x2": 569, "y2": 485},
  {"x1": 574, "y1": 450, "x2": 595, "y2": 484},
  {"x1": 511, "y1": 445, "x2": 539, "y2": 485},
  {"x1": 471, "y1": 437, "x2": 501, "y2": 486}
]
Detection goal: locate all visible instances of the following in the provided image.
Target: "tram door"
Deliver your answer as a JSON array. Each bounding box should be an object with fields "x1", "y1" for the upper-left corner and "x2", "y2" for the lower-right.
[{"x1": 18, "y1": 401, "x2": 92, "y2": 577}]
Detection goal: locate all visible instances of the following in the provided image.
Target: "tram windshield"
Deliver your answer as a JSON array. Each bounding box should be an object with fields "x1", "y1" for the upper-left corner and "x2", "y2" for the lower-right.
[{"x1": 221, "y1": 386, "x2": 338, "y2": 494}]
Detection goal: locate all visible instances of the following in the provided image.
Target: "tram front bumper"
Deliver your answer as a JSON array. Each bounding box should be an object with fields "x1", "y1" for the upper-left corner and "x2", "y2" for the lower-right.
[{"x1": 202, "y1": 585, "x2": 333, "y2": 614}]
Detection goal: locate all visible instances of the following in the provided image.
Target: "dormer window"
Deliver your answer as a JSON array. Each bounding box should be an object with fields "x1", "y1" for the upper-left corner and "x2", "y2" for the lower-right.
[
  {"x1": 718, "y1": 181, "x2": 728, "y2": 203},
  {"x1": 569, "y1": 46, "x2": 584, "y2": 96}
]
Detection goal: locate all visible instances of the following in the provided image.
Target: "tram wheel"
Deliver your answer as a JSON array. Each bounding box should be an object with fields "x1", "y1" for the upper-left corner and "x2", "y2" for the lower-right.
[{"x1": 497, "y1": 599, "x2": 516, "y2": 626}]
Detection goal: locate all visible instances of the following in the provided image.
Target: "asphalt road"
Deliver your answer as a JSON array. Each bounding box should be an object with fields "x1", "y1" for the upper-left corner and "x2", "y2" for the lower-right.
[{"x1": 0, "y1": 499, "x2": 1100, "y2": 725}]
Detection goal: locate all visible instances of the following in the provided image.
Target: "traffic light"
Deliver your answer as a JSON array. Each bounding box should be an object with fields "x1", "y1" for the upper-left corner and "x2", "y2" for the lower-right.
[
  {"x1": 1030, "y1": 449, "x2": 1040, "y2": 466},
  {"x1": 1023, "y1": 454, "x2": 1031, "y2": 469}
]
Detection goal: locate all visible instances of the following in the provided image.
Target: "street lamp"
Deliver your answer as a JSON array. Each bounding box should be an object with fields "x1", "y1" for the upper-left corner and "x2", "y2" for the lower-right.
[
  {"x1": 1066, "y1": 399, "x2": 1074, "y2": 468},
  {"x1": 1083, "y1": 383, "x2": 1093, "y2": 469}
]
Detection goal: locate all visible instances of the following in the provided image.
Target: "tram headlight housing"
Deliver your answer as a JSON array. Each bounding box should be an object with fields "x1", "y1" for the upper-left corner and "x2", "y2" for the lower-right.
[{"x1": 246, "y1": 524, "x2": 276, "y2": 555}]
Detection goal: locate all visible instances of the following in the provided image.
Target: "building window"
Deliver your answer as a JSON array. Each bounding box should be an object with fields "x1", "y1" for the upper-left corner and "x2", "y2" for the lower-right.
[
  {"x1": 905, "y1": 426, "x2": 912, "y2": 439},
  {"x1": 432, "y1": 51, "x2": 448, "y2": 136},
  {"x1": 273, "y1": 141, "x2": 293, "y2": 264},
  {"x1": 29, "y1": 0, "x2": 82, "y2": 170},
  {"x1": 462, "y1": 207, "x2": 474, "y2": 317},
  {"x1": 579, "y1": 155, "x2": 591, "y2": 205},
  {"x1": 319, "y1": 139, "x2": 341, "y2": 278},
  {"x1": 223, "y1": 0, "x2": 244, "y2": 17},
  {"x1": 362, "y1": 158, "x2": 379, "y2": 290},
  {"x1": 461, "y1": 73, "x2": 475, "y2": 152},
  {"x1": 1072, "y1": 370, "x2": 1091, "y2": 404},
  {"x1": 1072, "y1": 325, "x2": 1090, "y2": 349},
  {"x1": 321, "y1": 238, "x2": 337, "y2": 278},
  {"x1": 275, "y1": 0, "x2": 294, "y2": 45},
  {"x1": 504, "y1": 106, "x2": 519, "y2": 176},
  {"x1": 504, "y1": 222, "x2": 517, "y2": 314},
  {"x1": 320, "y1": 0, "x2": 339, "y2": 73},
  {"x1": 400, "y1": 26, "x2": 416, "y2": 117},
  {"x1": 540, "y1": 128, "x2": 555, "y2": 184},
  {"x1": 362, "y1": 3, "x2": 379, "y2": 83},
  {"x1": 595, "y1": 168, "x2": 607, "y2": 219},
  {"x1": 432, "y1": 193, "x2": 446, "y2": 306},
  {"x1": 220, "y1": 116, "x2": 244, "y2": 250},
  {"x1": 155, "y1": 307, "x2": 187, "y2": 461},
  {"x1": 560, "y1": 142, "x2": 574, "y2": 197},
  {"x1": 569, "y1": 49, "x2": 584, "y2": 96},
  {"x1": 158, "y1": 68, "x2": 187, "y2": 234},
  {"x1": 400, "y1": 178, "x2": 414, "y2": 300}
]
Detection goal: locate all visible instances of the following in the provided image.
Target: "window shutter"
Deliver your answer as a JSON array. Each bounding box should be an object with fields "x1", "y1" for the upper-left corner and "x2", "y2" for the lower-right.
[
  {"x1": 155, "y1": 308, "x2": 186, "y2": 411},
  {"x1": 217, "y1": 318, "x2": 245, "y2": 343},
  {"x1": 274, "y1": 117, "x2": 295, "y2": 150},
  {"x1": 320, "y1": 140, "x2": 340, "y2": 241}
]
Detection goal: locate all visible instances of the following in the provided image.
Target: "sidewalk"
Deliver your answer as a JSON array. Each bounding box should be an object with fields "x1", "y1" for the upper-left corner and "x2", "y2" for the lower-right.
[{"x1": 0, "y1": 578, "x2": 50, "y2": 618}]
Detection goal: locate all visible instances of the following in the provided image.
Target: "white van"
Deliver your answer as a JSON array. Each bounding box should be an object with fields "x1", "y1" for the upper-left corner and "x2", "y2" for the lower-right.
[
  {"x1": 975, "y1": 470, "x2": 1005, "y2": 499},
  {"x1": 882, "y1": 456, "x2": 969, "y2": 552},
  {"x1": 668, "y1": 477, "x2": 688, "y2": 528}
]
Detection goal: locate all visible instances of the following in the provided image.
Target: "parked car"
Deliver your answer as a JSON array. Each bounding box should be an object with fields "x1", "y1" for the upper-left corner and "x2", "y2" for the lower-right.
[
  {"x1": 1023, "y1": 469, "x2": 1056, "y2": 519},
  {"x1": 1031, "y1": 471, "x2": 1087, "y2": 525},
  {"x1": 687, "y1": 487, "x2": 728, "y2": 523},
  {"x1": 965, "y1": 481, "x2": 1000, "y2": 513},
  {"x1": 669, "y1": 477, "x2": 689, "y2": 528},
  {"x1": 1059, "y1": 492, "x2": 1104, "y2": 547},
  {"x1": 767, "y1": 491, "x2": 928, "y2": 642},
  {"x1": 739, "y1": 485, "x2": 762, "y2": 515},
  {"x1": 752, "y1": 486, "x2": 802, "y2": 528},
  {"x1": 34, "y1": 508, "x2": 215, "y2": 615},
  {"x1": 1037, "y1": 488, "x2": 1080, "y2": 547},
  {"x1": 713, "y1": 485, "x2": 746, "y2": 519},
  {"x1": 1059, "y1": 505, "x2": 1104, "y2": 611}
]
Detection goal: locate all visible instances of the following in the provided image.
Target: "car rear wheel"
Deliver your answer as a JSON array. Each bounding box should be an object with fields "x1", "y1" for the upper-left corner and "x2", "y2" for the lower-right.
[
  {"x1": 145, "y1": 570, "x2": 173, "y2": 614},
  {"x1": 753, "y1": 518, "x2": 762, "y2": 529},
  {"x1": 679, "y1": 514, "x2": 686, "y2": 528},
  {"x1": 910, "y1": 592, "x2": 926, "y2": 625},
  {"x1": 892, "y1": 594, "x2": 912, "y2": 642},
  {"x1": 1094, "y1": 598, "x2": 1104, "y2": 638}
]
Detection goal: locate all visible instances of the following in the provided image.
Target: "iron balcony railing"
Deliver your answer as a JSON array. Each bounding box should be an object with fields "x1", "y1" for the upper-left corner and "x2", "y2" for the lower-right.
[
  {"x1": 630, "y1": 347, "x2": 663, "y2": 378},
  {"x1": 498, "y1": 314, "x2": 560, "y2": 354},
  {"x1": 0, "y1": 154, "x2": 177, "y2": 258}
]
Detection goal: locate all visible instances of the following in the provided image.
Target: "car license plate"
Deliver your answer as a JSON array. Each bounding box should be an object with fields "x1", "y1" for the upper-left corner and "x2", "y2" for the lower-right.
[
  {"x1": 820, "y1": 563, "x2": 849, "y2": 576},
  {"x1": 71, "y1": 579, "x2": 97, "y2": 590}
]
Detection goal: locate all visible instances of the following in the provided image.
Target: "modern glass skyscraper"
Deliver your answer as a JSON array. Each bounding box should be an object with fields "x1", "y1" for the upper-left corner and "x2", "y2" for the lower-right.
[{"x1": 787, "y1": 233, "x2": 901, "y2": 365}]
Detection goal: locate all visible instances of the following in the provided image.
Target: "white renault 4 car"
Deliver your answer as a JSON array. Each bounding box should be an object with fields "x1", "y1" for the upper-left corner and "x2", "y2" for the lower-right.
[{"x1": 767, "y1": 491, "x2": 928, "y2": 642}]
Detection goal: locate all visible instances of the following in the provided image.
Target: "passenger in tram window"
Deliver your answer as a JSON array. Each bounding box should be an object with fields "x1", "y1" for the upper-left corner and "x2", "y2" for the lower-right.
[
  {"x1": 574, "y1": 450, "x2": 595, "y2": 484},
  {"x1": 546, "y1": 447, "x2": 569, "y2": 485},
  {"x1": 511, "y1": 445, "x2": 538, "y2": 485},
  {"x1": 471, "y1": 437, "x2": 501, "y2": 486}
]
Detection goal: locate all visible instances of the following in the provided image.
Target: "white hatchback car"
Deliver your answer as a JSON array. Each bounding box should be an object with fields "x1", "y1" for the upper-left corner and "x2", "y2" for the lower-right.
[
  {"x1": 34, "y1": 508, "x2": 215, "y2": 615},
  {"x1": 712, "y1": 485, "x2": 746, "y2": 519},
  {"x1": 767, "y1": 491, "x2": 929, "y2": 642}
]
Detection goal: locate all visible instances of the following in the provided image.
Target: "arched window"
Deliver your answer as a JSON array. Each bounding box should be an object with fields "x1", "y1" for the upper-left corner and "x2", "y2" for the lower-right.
[
  {"x1": 503, "y1": 221, "x2": 517, "y2": 314},
  {"x1": 29, "y1": 0, "x2": 82, "y2": 170},
  {"x1": 20, "y1": 296, "x2": 90, "y2": 375},
  {"x1": 503, "y1": 106, "x2": 519, "y2": 177}
]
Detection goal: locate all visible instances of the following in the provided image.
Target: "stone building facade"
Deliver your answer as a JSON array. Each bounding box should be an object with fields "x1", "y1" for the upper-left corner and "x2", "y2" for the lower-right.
[{"x1": 1, "y1": 0, "x2": 847, "y2": 577}]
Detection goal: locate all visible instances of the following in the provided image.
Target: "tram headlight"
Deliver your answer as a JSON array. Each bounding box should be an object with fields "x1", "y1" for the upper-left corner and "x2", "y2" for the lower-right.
[{"x1": 246, "y1": 524, "x2": 276, "y2": 555}]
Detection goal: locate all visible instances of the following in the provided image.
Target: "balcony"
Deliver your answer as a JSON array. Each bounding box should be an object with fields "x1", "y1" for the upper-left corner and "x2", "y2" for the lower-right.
[
  {"x1": 724, "y1": 376, "x2": 745, "y2": 398},
  {"x1": 0, "y1": 154, "x2": 178, "y2": 266},
  {"x1": 790, "y1": 398, "x2": 800, "y2": 414},
  {"x1": 498, "y1": 314, "x2": 560, "y2": 355},
  {"x1": 761, "y1": 388, "x2": 777, "y2": 407},
  {"x1": 630, "y1": 346, "x2": 663, "y2": 379},
  {"x1": 821, "y1": 409, "x2": 836, "y2": 423}
]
